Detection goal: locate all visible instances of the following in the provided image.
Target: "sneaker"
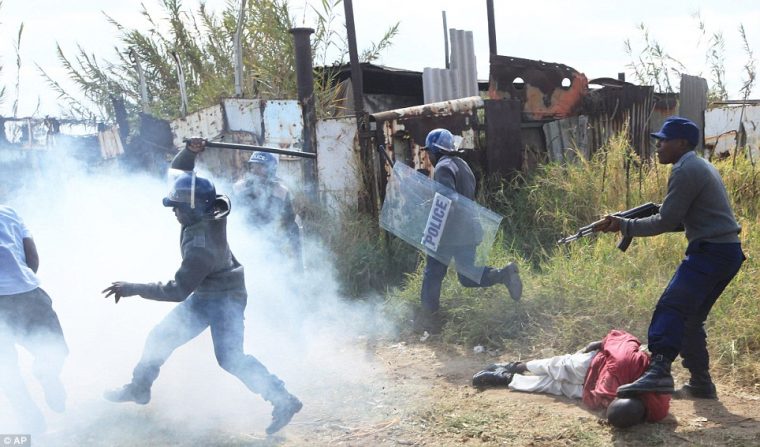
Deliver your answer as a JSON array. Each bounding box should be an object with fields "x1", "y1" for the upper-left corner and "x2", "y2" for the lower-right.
[
  {"x1": 40, "y1": 376, "x2": 67, "y2": 413},
  {"x1": 472, "y1": 367, "x2": 514, "y2": 388},
  {"x1": 266, "y1": 393, "x2": 303, "y2": 435},
  {"x1": 103, "y1": 383, "x2": 151, "y2": 405},
  {"x1": 501, "y1": 262, "x2": 523, "y2": 301}
]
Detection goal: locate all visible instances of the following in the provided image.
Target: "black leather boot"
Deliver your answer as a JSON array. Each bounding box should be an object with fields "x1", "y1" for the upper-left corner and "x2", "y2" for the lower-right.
[
  {"x1": 617, "y1": 354, "x2": 674, "y2": 397},
  {"x1": 675, "y1": 370, "x2": 717, "y2": 399}
]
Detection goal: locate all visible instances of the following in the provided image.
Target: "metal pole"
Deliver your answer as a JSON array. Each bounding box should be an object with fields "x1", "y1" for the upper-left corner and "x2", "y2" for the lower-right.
[
  {"x1": 290, "y1": 27, "x2": 318, "y2": 200},
  {"x1": 344, "y1": 0, "x2": 364, "y2": 114},
  {"x1": 486, "y1": 0, "x2": 497, "y2": 56},
  {"x1": 343, "y1": 0, "x2": 377, "y2": 216},
  {"x1": 203, "y1": 140, "x2": 317, "y2": 159},
  {"x1": 234, "y1": 0, "x2": 247, "y2": 97},
  {"x1": 442, "y1": 11, "x2": 450, "y2": 69}
]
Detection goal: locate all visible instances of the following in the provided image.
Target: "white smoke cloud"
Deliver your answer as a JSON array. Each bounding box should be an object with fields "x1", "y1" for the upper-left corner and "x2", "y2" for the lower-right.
[{"x1": 0, "y1": 149, "x2": 399, "y2": 444}]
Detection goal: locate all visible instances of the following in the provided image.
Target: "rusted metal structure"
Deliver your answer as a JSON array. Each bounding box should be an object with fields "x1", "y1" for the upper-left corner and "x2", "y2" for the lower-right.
[{"x1": 488, "y1": 55, "x2": 589, "y2": 120}]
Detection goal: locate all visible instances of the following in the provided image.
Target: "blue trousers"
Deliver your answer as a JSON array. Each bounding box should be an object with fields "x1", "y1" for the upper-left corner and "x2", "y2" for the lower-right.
[
  {"x1": 420, "y1": 245, "x2": 498, "y2": 312},
  {"x1": 131, "y1": 291, "x2": 287, "y2": 402},
  {"x1": 648, "y1": 241, "x2": 744, "y2": 372}
]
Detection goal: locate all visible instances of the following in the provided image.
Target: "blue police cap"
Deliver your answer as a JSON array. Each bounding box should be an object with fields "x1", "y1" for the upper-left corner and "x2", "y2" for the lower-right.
[{"x1": 651, "y1": 116, "x2": 700, "y2": 147}]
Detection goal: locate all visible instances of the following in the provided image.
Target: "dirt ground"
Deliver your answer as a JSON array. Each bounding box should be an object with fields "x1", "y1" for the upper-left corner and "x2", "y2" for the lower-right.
[{"x1": 35, "y1": 335, "x2": 760, "y2": 447}]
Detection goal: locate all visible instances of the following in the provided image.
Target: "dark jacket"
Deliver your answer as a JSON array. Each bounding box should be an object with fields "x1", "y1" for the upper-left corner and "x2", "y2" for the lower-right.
[
  {"x1": 433, "y1": 155, "x2": 483, "y2": 246},
  {"x1": 132, "y1": 149, "x2": 245, "y2": 302}
]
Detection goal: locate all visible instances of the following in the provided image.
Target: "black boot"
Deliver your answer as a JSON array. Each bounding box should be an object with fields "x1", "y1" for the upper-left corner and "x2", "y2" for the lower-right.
[
  {"x1": 472, "y1": 367, "x2": 514, "y2": 388},
  {"x1": 675, "y1": 370, "x2": 717, "y2": 399},
  {"x1": 487, "y1": 263, "x2": 523, "y2": 301},
  {"x1": 414, "y1": 308, "x2": 443, "y2": 335},
  {"x1": 266, "y1": 392, "x2": 303, "y2": 435},
  {"x1": 617, "y1": 354, "x2": 674, "y2": 397},
  {"x1": 103, "y1": 383, "x2": 151, "y2": 405}
]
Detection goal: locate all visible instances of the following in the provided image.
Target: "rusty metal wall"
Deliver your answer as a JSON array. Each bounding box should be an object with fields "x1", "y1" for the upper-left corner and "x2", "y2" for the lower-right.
[
  {"x1": 582, "y1": 81, "x2": 655, "y2": 158},
  {"x1": 372, "y1": 96, "x2": 484, "y2": 176},
  {"x1": 679, "y1": 75, "x2": 709, "y2": 151}
]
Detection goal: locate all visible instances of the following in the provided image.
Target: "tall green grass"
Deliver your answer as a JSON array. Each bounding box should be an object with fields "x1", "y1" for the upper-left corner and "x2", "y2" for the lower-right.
[{"x1": 384, "y1": 135, "x2": 759, "y2": 388}]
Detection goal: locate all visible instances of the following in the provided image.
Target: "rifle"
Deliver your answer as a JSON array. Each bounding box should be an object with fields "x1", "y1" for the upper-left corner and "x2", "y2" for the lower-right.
[{"x1": 557, "y1": 202, "x2": 660, "y2": 252}]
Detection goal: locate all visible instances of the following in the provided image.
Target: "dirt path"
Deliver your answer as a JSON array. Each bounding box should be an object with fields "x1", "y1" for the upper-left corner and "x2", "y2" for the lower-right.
[
  {"x1": 35, "y1": 336, "x2": 760, "y2": 446},
  {"x1": 279, "y1": 337, "x2": 760, "y2": 447}
]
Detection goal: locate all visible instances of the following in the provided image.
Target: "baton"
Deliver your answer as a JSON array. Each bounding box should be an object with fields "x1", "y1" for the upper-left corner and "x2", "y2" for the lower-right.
[{"x1": 188, "y1": 139, "x2": 317, "y2": 159}]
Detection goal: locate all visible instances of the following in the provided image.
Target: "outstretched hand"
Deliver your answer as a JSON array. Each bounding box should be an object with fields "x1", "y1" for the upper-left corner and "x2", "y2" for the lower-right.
[
  {"x1": 593, "y1": 215, "x2": 622, "y2": 233},
  {"x1": 102, "y1": 282, "x2": 137, "y2": 304}
]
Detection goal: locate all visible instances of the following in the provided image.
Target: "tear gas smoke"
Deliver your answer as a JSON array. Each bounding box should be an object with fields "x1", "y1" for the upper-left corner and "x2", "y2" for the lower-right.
[{"x1": 0, "y1": 150, "x2": 400, "y2": 445}]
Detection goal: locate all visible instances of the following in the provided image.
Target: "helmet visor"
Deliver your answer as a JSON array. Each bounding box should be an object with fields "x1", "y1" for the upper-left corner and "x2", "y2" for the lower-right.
[{"x1": 164, "y1": 169, "x2": 198, "y2": 209}]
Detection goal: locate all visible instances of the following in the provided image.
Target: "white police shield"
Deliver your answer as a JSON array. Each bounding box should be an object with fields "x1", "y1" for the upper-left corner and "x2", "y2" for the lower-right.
[{"x1": 379, "y1": 162, "x2": 504, "y2": 283}]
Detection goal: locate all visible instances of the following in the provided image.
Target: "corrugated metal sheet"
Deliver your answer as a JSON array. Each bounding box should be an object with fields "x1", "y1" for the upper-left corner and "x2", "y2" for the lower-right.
[
  {"x1": 449, "y1": 29, "x2": 478, "y2": 98},
  {"x1": 97, "y1": 126, "x2": 125, "y2": 159},
  {"x1": 422, "y1": 29, "x2": 478, "y2": 103},
  {"x1": 543, "y1": 115, "x2": 589, "y2": 162},
  {"x1": 705, "y1": 104, "x2": 760, "y2": 159},
  {"x1": 422, "y1": 68, "x2": 457, "y2": 104},
  {"x1": 584, "y1": 80, "x2": 655, "y2": 158},
  {"x1": 679, "y1": 75, "x2": 709, "y2": 151}
]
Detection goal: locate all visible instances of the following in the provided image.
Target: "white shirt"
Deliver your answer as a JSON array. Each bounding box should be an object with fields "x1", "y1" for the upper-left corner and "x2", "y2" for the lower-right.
[{"x1": 0, "y1": 205, "x2": 40, "y2": 295}]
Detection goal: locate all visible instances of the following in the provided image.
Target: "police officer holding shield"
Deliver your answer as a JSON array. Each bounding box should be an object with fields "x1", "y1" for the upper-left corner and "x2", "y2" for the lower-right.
[{"x1": 417, "y1": 129, "x2": 522, "y2": 334}]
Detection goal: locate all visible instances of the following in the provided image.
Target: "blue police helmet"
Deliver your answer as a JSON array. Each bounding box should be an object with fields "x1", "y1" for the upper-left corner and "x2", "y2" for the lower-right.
[
  {"x1": 248, "y1": 151, "x2": 279, "y2": 178},
  {"x1": 423, "y1": 128, "x2": 456, "y2": 156},
  {"x1": 162, "y1": 171, "x2": 216, "y2": 213}
]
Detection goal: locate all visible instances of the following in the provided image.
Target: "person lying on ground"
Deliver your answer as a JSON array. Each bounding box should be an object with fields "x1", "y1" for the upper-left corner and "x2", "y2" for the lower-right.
[{"x1": 472, "y1": 329, "x2": 670, "y2": 428}]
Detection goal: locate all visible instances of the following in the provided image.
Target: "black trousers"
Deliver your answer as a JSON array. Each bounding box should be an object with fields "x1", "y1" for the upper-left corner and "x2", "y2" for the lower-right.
[{"x1": 0, "y1": 288, "x2": 68, "y2": 413}]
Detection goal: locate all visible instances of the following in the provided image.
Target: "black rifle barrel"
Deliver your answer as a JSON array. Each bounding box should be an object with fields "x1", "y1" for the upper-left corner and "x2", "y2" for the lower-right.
[{"x1": 203, "y1": 140, "x2": 317, "y2": 159}]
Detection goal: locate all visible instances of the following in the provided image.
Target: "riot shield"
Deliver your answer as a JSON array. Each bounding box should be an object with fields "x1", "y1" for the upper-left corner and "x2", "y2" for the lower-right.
[{"x1": 379, "y1": 162, "x2": 503, "y2": 283}]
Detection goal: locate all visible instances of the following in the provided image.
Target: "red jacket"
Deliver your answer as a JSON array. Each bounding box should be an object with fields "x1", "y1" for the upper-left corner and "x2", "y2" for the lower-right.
[{"x1": 582, "y1": 330, "x2": 670, "y2": 422}]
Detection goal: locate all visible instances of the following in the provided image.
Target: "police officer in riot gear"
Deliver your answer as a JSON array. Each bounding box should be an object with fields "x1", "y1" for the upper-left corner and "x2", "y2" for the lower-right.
[
  {"x1": 235, "y1": 151, "x2": 303, "y2": 271},
  {"x1": 102, "y1": 138, "x2": 302, "y2": 435},
  {"x1": 418, "y1": 128, "x2": 523, "y2": 334}
]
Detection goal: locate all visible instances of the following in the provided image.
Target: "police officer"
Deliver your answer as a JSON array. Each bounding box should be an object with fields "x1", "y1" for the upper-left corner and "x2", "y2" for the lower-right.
[
  {"x1": 418, "y1": 129, "x2": 523, "y2": 334},
  {"x1": 596, "y1": 116, "x2": 745, "y2": 399},
  {"x1": 102, "y1": 139, "x2": 302, "y2": 435},
  {"x1": 235, "y1": 151, "x2": 303, "y2": 271}
]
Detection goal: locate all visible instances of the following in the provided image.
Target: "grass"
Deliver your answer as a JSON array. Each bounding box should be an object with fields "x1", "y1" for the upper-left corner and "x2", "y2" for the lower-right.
[{"x1": 377, "y1": 134, "x2": 759, "y2": 389}]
